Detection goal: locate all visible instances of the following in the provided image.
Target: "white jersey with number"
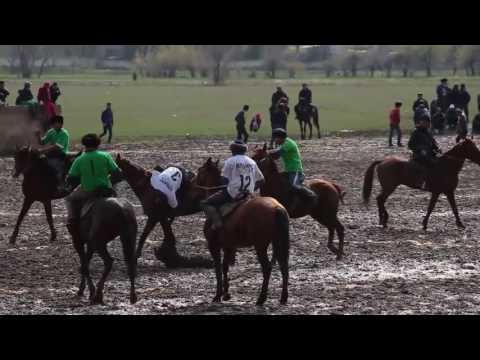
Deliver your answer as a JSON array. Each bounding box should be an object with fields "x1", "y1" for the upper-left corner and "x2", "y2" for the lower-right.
[
  {"x1": 222, "y1": 155, "x2": 264, "y2": 199},
  {"x1": 150, "y1": 167, "x2": 183, "y2": 208}
]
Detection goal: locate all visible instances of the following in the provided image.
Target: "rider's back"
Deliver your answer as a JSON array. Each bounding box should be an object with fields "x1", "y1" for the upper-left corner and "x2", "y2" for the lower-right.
[{"x1": 69, "y1": 150, "x2": 118, "y2": 192}]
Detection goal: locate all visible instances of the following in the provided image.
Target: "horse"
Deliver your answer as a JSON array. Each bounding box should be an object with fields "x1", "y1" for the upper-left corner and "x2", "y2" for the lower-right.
[
  {"x1": 10, "y1": 146, "x2": 78, "y2": 245},
  {"x1": 294, "y1": 103, "x2": 321, "y2": 140},
  {"x1": 196, "y1": 159, "x2": 290, "y2": 305},
  {"x1": 72, "y1": 194, "x2": 138, "y2": 305},
  {"x1": 252, "y1": 145, "x2": 345, "y2": 260},
  {"x1": 115, "y1": 154, "x2": 213, "y2": 268},
  {"x1": 362, "y1": 138, "x2": 480, "y2": 230}
]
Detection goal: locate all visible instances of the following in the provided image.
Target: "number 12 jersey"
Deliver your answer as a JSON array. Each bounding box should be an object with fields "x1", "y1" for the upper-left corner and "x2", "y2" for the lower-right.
[{"x1": 222, "y1": 155, "x2": 264, "y2": 199}]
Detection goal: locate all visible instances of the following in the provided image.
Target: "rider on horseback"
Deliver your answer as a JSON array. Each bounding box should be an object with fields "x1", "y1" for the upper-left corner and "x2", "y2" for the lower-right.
[
  {"x1": 201, "y1": 140, "x2": 265, "y2": 230},
  {"x1": 408, "y1": 117, "x2": 441, "y2": 190},
  {"x1": 150, "y1": 165, "x2": 193, "y2": 214},
  {"x1": 35, "y1": 115, "x2": 70, "y2": 194},
  {"x1": 65, "y1": 134, "x2": 122, "y2": 242},
  {"x1": 269, "y1": 128, "x2": 317, "y2": 213}
]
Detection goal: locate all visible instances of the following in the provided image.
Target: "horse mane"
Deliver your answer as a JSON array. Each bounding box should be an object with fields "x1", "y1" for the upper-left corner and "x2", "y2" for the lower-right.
[{"x1": 121, "y1": 157, "x2": 151, "y2": 178}]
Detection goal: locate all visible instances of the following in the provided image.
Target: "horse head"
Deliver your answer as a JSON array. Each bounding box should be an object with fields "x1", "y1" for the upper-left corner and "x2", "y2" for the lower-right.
[
  {"x1": 115, "y1": 153, "x2": 150, "y2": 190},
  {"x1": 447, "y1": 138, "x2": 480, "y2": 166},
  {"x1": 195, "y1": 157, "x2": 221, "y2": 188}
]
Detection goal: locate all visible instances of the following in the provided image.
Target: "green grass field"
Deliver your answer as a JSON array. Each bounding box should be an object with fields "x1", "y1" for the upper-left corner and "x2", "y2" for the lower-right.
[{"x1": 2, "y1": 73, "x2": 479, "y2": 141}]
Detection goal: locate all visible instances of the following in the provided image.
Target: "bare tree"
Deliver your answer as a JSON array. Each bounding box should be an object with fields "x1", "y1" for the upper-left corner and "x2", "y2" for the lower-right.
[
  {"x1": 200, "y1": 45, "x2": 235, "y2": 85},
  {"x1": 10, "y1": 45, "x2": 39, "y2": 78},
  {"x1": 393, "y1": 45, "x2": 415, "y2": 77},
  {"x1": 445, "y1": 45, "x2": 461, "y2": 75},
  {"x1": 262, "y1": 45, "x2": 288, "y2": 79},
  {"x1": 459, "y1": 45, "x2": 480, "y2": 76},
  {"x1": 415, "y1": 45, "x2": 439, "y2": 77}
]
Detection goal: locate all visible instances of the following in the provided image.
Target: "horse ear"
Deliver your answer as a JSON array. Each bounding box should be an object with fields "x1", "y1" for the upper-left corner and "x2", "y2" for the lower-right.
[
  {"x1": 206, "y1": 157, "x2": 212, "y2": 165},
  {"x1": 263, "y1": 143, "x2": 267, "y2": 151}
]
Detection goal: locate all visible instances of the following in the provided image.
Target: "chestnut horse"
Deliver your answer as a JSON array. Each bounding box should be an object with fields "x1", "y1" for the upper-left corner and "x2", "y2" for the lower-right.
[
  {"x1": 362, "y1": 139, "x2": 480, "y2": 230},
  {"x1": 196, "y1": 159, "x2": 290, "y2": 305},
  {"x1": 10, "y1": 146, "x2": 78, "y2": 244},
  {"x1": 115, "y1": 154, "x2": 212, "y2": 268},
  {"x1": 252, "y1": 144, "x2": 345, "y2": 260}
]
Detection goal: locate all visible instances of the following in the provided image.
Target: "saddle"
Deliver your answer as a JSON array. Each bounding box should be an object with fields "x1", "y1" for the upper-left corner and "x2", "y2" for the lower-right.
[
  {"x1": 218, "y1": 194, "x2": 252, "y2": 220},
  {"x1": 80, "y1": 188, "x2": 117, "y2": 219}
]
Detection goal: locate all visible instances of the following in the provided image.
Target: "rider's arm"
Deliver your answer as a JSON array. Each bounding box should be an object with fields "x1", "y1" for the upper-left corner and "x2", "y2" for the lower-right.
[{"x1": 66, "y1": 175, "x2": 80, "y2": 189}]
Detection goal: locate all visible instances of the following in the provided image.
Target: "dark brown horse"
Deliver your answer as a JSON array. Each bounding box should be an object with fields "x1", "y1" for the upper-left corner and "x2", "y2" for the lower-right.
[
  {"x1": 294, "y1": 103, "x2": 321, "y2": 140},
  {"x1": 73, "y1": 196, "x2": 138, "y2": 305},
  {"x1": 10, "y1": 146, "x2": 77, "y2": 244},
  {"x1": 252, "y1": 145, "x2": 345, "y2": 260},
  {"x1": 363, "y1": 138, "x2": 480, "y2": 230},
  {"x1": 196, "y1": 159, "x2": 290, "y2": 305},
  {"x1": 115, "y1": 154, "x2": 212, "y2": 268}
]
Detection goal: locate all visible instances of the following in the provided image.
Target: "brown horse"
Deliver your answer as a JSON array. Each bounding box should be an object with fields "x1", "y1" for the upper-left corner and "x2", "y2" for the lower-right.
[
  {"x1": 196, "y1": 159, "x2": 290, "y2": 305},
  {"x1": 10, "y1": 146, "x2": 77, "y2": 244},
  {"x1": 251, "y1": 144, "x2": 345, "y2": 260},
  {"x1": 115, "y1": 154, "x2": 213, "y2": 268},
  {"x1": 363, "y1": 138, "x2": 480, "y2": 230}
]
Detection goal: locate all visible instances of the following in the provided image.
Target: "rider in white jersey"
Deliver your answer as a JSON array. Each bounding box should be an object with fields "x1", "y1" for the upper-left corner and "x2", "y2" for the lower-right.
[
  {"x1": 201, "y1": 140, "x2": 265, "y2": 230},
  {"x1": 150, "y1": 167, "x2": 184, "y2": 209}
]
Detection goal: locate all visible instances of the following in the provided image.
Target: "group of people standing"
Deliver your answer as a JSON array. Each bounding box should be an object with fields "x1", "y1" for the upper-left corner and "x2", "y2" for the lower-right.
[{"x1": 234, "y1": 83, "x2": 315, "y2": 149}]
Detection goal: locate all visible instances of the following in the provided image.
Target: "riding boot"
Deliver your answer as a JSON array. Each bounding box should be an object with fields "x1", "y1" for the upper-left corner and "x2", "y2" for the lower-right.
[{"x1": 202, "y1": 204, "x2": 223, "y2": 230}]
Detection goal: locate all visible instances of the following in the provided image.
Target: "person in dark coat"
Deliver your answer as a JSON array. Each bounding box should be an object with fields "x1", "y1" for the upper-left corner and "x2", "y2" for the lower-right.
[
  {"x1": 99, "y1": 102, "x2": 114, "y2": 144},
  {"x1": 50, "y1": 82, "x2": 61, "y2": 104},
  {"x1": 436, "y1": 78, "x2": 451, "y2": 113},
  {"x1": 431, "y1": 105, "x2": 446, "y2": 134},
  {"x1": 235, "y1": 105, "x2": 249, "y2": 143},
  {"x1": 445, "y1": 104, "x2": 458, "y2": 130},
  {"x1": 450, "y1": 84, "x2": 461, "y2": 109},
  {"x1": 408, "y1": 116, "x2": 441, "y2": 190},
  {"x1": 271, "y1": 86, "x2": 288, "y2": 108},
  {"x1": 458, "y1": 84, "x2": 471, "y2": 120},
  {"x1": 412, "y1": 93, "x2": 429, "y2": 113},
  {"x1": 0, "y1": 81, "x2": 10, "y2": 104},
  {"x1": 413, "y1": 104, "x2": 430, "y2": 125},
  {"x1": 15, "y1": 82, "x2": 34, "y2": 105},
  {"x1": 269, "y1": 103, "x2": 288, "y2": 149}
]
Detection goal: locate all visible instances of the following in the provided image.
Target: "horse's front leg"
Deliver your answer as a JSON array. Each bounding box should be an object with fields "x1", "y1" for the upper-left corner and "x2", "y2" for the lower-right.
[
  {"x1": 422, "y1": 192, "x2": 440, "y2": 231},
  {"x1": 43, "y1": 200, "x2": 57, "y2": 242},
  {"x1": 445, "y1": 190, "x2": 465, "y2": 229},
  {"x1": 136, "y1": 216, "x2": 158, "y2": 259},
  {"x1": 10, "y1": 198, "x2": 34, "y2": 245}
]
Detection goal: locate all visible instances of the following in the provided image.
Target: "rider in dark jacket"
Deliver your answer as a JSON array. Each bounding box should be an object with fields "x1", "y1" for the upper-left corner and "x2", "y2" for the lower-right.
[
  {"x1": 408, "y1": 117, "x2": 441, "y2": 190},
  {"x1": 298, "y1": 84, "x2": 312, "y2": 105}
]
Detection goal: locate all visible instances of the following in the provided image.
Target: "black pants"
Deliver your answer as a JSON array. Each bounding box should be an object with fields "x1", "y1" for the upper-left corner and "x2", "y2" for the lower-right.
[
  {"x1": 389, "y1": 124, "x2": 402, "y2": 145},
  {"x1": 100, "y1": 124, "x2": 113, "y2": 143},
  {"x1": 236, "y1": 124, "x2": 248, "y2": 143}
]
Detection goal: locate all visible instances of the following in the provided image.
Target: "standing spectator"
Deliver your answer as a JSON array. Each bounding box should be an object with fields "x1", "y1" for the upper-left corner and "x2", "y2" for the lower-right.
[
  {"x1": 432, "y1": 105, "x2": 446, "y2": 134},
  {"x1": 37, "y1": 82, "x2": 57, "y2": 120},
  {"x1": 99, "y1": 102, "x2": 114, "y2": 144},
  {"x1": 458, "y1": 84, "x2": 471, "y2": 120},
  {"x1": 472, "y1": 112, "x2": 480, "y2": 138},
  {"x1": 235, "y1": 105, "x2": 249, "y2": 143},
  {"x1": 271, "y1": 86, "x2": 288, "y2": 108},
  {"x1": 456, "y1": 109, "x2": 468, "y2": 143},
  {"x1": 269, "y1": 103, "x2": 288, "y2": 149},
  {"x1": 250, "y1": 113, "x2": 262, "y2": 133},
  {"x1": 15, "y1": 82, "x2": 34, "y2": 105},
  {"x1": 436, "y1": 78, "x2": 451, "y2": 112},
  {"x1": 412, "y1": 93, "x2": 429, "y2": 113},
  {"x1": 50, "y1": 82, "x2": 61, "y2": 104},
  {"x1": 389, "y1": 101, "x2": 403, "y2": 147},
  {"x1": 0, "y1": 81, "x2": 10, "y2": 105},
  {"x1": 413, "y1": 104, "x2": 430, "y2": 125},
  {"x1": 450, "y1": 84, "x2": 461, "y2": 109}
]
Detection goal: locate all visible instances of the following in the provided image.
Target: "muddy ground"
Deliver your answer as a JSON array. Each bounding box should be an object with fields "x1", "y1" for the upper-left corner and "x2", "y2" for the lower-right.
[{"x1": 1, "y1": 135, "x2": 480, "y2": 315}]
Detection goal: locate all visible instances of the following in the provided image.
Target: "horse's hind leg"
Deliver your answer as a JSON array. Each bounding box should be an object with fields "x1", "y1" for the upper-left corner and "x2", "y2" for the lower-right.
[
  {"x1": 84, "y1": 245, "x2": 96, "y2": 303},
  {"x1": 222, "y1": 249, "x2": 233, "y2": 301},
  {"x1": 121, "y1": 227, "x2": 138, "y2": 304},
  {"x1": 445, "y1": 190, "x2": 465, "y2": 229},
  {"x1": 308, "y1": 120, "x2": 313, "y2": 140},
  {"x1": 92, "y1": 244, "x2": 114, "y2": 305},
  {"x1": 376, "y1": 188, "x2": 395, "y2": 228},
  {"x1": 42, "y1": 201, "x2": 57, "y2": 242},
  {"x1": 9, "y1": 198, "x2": 34, "y2": 245},
  {"x1": 72, "y1": 240, "x2": 87, "y2": 297},
  {"x1": 255, "y1": 246, "x2": 272, "y2": 306},
  {"x1": 208, "y1": 242, "x2": 223, "y2": 303},
  {"x1": 335, "y1": 219, "x2": 345, "y2": 260}
]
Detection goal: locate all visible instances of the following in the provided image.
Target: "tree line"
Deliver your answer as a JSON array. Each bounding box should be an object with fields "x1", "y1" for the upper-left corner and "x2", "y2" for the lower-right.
[{"x1": 2, "y1": 45, "x2": 480, "y2": 84}]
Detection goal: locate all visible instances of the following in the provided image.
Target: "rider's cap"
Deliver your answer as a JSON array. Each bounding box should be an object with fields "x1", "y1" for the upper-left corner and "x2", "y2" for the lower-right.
[
  {"x1": 272, "y1": 128, "x2": 287, "y2": 138},
  {"x1": 230, "y1": 139, "x2": 248, "y2": 153}
]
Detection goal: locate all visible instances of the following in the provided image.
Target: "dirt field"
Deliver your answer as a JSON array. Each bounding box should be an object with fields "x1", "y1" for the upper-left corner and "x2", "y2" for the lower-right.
[{"x1": 1, "y1": 135, "x2": 480, "y2": 315}]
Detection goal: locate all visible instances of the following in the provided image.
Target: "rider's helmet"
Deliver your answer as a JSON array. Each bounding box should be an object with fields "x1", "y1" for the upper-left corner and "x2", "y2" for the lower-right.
[
  {"x1": 230, "y1": 140, "x2": 247, "y2": 155},
  {"x1": 272, "y1": 128, "x2": 287, "y2": 139}
]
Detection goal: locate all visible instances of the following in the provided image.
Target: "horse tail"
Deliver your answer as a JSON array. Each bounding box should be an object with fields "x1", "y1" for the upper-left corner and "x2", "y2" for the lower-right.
[
  {"x1": 332, "y1": 183, "x2": 346, "y2": 205},
  {"x1": 312, "y1": 106, "x2": 319, "y2": 128},
  {"x1": 362, "y1": 160, "x2": 382, "y2": 205},
  {"x1": 271, "y1": 207, "x2": 290, "y2": 268}
]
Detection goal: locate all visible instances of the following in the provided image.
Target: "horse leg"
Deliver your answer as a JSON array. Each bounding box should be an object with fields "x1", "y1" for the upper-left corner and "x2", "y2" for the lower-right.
[
  {"x1": 222, "y1": 249, "x2": 232, "y2": 301},
  {"x1": 376, "y1": 189, "x2": 395, "y2": 228},
  {"x1": 92, "y1": 244, "x2": 114, "y2": 305},
  {"x1": 72, "y1": 239, "x2": 87, "y2": 297},
  {"x1": 42, "y1": 200, "x2": 57, "y2": 242},
  {"x1": 308, "y1": 120, "x2": 313, "y2": 140},
  {"x1": 209, "y1": 242, "x2": 223, "y2": 303},
  {"x1": 9, "y1": 198, "x2": 34, "y2": 245},
  {"x1": 255, "y1": 246, "x2": 272, "y2": 306},
  {"x1": 84, "y1": 245, "x2": 96, "y2": 303},
  {"x1": 136, "y1": 216, "x2": 157, "y2": 259},
  {"x1": 326, "y1": 227, "x2": 338, "y2": 257},
  {"x1": 121, "y1": 226, "x2": 138, "y2": 304},
  {"x1": 335, "y1": 219, "x2": 345, "y2": 260},
  {"x1": 422, "y1": 192, "x2": 440, "y2": 231},
  {"x1": 445, "y1": 190, "x2": 465, "y2": 229}
]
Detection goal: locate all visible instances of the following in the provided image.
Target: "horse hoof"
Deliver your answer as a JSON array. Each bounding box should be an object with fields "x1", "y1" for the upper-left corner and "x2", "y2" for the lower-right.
[
  {"x1": 222, "y1": 293, "x2": 231, "y2": 301},
  {"x1": 130, "y1": 293, "x2": 138, "y2": 304},
  {"x1": 212, "y1": 296, "x2": 222, "y2": 303},
  {"x1": 256, "y1": 299, "x2": 266, "y2": 306},
  {"x1": 457, "y1": 222, "x2": 466, "y2": 229}
]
